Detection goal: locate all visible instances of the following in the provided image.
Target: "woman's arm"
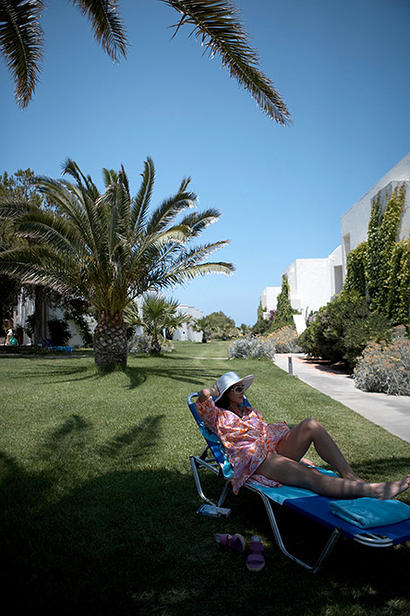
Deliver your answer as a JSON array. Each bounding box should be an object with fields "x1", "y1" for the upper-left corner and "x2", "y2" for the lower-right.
[{"x1": 196, "y1": 384, "x2": 220, "y2": 433}]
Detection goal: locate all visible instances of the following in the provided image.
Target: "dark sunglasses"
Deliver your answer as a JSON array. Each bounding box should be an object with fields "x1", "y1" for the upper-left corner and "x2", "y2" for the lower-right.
[{"x1": 231, "y1": 383, "x2": 245, "y2": 393}]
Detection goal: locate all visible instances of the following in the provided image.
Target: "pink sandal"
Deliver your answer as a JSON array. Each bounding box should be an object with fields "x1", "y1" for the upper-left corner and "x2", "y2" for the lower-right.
[
  {"x1": 215, "y1": 533, "x2": 246, "y2": 552},
  {"x1": 246, "y1": 536, "x2": 265, "y2": 571}
]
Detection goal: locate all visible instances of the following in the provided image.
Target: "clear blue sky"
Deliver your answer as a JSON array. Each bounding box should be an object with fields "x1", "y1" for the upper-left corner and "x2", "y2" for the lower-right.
[{"x1": 1, "y1": 0, "x2": 410, "y2": 325}]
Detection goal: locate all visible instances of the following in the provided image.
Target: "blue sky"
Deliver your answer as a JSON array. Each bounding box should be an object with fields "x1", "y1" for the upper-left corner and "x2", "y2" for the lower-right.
[{"x1": 1, "y1": 0, "x2": 410, "y2": 325}]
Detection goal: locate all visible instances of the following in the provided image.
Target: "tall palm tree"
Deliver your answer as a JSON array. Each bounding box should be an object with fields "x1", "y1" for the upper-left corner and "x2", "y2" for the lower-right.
[
  {"x1": 0, "y1": 157, "x2": 234, "y2": 368},
  {"x1": 0, "y1": 0, "x2": 290, "y2": 123}
]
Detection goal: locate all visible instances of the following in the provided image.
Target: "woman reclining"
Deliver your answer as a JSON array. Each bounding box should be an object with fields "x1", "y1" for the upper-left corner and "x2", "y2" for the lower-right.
[{"x1": 197, "y1": 371, "x2": 410, "y2": 500}]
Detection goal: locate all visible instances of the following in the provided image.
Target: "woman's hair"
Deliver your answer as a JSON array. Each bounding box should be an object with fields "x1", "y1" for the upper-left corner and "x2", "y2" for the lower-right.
[{"x1": 216, "y1": 389, "x2": 232, "y2": 410}]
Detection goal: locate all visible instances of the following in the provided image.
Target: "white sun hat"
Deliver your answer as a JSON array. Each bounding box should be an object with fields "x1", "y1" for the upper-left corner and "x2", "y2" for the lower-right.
[{"x1": 215, "y1": 371, "x2": 254, "y2": 402}]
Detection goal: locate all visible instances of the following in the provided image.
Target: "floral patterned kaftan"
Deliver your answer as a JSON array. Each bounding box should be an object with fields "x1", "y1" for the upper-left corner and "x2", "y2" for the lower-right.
[{"x1": 196, "y1": 397, "x2": 291, "y2": 494}]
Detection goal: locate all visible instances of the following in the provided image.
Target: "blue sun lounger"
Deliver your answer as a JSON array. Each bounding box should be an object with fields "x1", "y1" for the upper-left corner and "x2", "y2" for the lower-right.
[{"x1": 188, "y1": 393, "x2": 410, "y2": 573}]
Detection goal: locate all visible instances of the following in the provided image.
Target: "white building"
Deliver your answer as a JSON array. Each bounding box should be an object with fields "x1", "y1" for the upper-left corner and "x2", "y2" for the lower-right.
[
  {"x1": 260, "y1": 286, "x2": 281, "y2": 319},
  {"x1": 261, "y1": 246, "x2": 343, "y2": 334},
  {"x1": 341, "y1": 153, "x2": 410, "y2": 274},
  {"x1": 261, "y1": 153, "x2": 410, "y2": 334},
  {"x1": 172, "y1": 304, "x2": 203, "y2": 342}
]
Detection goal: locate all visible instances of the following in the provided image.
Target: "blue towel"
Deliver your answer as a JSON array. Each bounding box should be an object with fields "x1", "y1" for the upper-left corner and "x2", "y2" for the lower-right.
[{"x1": 328, "y1": 497, "x2": 410, "y2": 529}]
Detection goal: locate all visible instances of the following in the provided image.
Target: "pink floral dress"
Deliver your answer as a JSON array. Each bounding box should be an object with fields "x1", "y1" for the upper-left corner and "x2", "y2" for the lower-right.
[{"x1": 196, "y1": 397, "x2": 291, "y2": 494}]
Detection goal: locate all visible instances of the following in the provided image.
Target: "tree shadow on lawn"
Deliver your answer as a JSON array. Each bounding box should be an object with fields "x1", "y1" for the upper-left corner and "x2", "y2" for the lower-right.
[
  {"x1": 3, "y1": 362, "x2": 96, "y2": 384},
  {"x1": 125, "y1": 365, "x2": 224, "y2": 390},
  {"x1": 0, "y1": 430, "x2": 409, "y2": 615}
]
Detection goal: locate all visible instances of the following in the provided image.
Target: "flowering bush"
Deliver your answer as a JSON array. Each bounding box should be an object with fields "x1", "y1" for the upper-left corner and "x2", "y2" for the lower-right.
[
  {"x1": 228, "y1": 337, "x2": 276, "y2": 360},
  {"x1": 353, "y1": 336, "x2": 410, "y2": 395},
  {"x1": 264, "y1": 326, "x2": 300, "y2": 353}
]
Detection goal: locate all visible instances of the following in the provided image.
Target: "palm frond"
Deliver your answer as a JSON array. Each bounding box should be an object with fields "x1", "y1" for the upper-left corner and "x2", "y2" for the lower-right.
[
  {"x1": 130, "y1": 157, "x2": 155, "y2": 231},
  {"x1": 62, "y1": 158, "x2": 100, "y2": 200},
  {"x1": 0, "y1": 0, "x2": 44, "y2": 108},
  {"x1": 179, "y1": 208, "x2": 220, "y2": 237},
  {"x1": 171, "y1": 240, "x2": 232, "y2": 267},
  {"x1": 162, "y1": 0, "x2": 290, "y2": 124},
  {"x1": 16, "y1": 211, "x2": 85, "y2": 255},
  {"x1": 70, "y1": 0, "x2": 127, "y2": 61},
  {"x1": 0, "y1": 196, "x2": 34, "y2": 219},
  {"x1": 34, "y1": 176, "x2": 99, "y2": 252},
  {"x1": 0, "y1": 244, "x2": 81, "y2": 294},
  {"x1": 146, "y1": 190, "x2": 197, "y2": 235},
  {"x1": 164, "y1": 261, "x2": 235, "y2": 287}
]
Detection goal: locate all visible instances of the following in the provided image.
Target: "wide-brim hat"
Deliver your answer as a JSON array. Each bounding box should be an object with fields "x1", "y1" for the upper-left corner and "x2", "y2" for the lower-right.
[{"x1": 215, "y1": 371, "x2": 254, "y2": 402}]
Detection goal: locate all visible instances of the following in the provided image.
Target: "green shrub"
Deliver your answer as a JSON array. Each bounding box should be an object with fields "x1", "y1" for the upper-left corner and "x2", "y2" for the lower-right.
[
  {"x1": 354, "y1": 336, "x2": 410, "y2": 395},
  {"x1": 129, "y1": 333, "x2": 150, "y2": 353},
  {"x1": 228, "y1": 337, "x2": 276, "y2": 360},
  {"x1": 264, "y1": 326, "x2": 300, "y2": 353},
  {"x1": 297, "y1": 291, "x2": 391, "y2": 369},
  {"x1": 47, "y1": 319, "x2": 71, "y2": 346}
]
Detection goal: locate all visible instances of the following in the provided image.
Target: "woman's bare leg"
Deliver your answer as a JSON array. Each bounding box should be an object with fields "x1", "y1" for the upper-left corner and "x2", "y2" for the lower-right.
[
  {"x1": 276, "y1": 418, "x2": 362, "y2": 481},
  {"x1": 256, "y1": 454, "x2": 410, "y2": 500}
]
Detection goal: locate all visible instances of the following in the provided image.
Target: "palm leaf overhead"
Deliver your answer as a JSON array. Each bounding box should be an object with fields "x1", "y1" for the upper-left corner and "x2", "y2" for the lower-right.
[
  {"x1": 162, "y1": 0, "x2": 290, "y2": 124},
  {"x1": 0, "y1": 158, "x2": 234, "y2": 367},
  {"x1": 71, "y1": 0, "x2": 127, "y2": 61},
  {"x1": 1, "y1": 0, "x2": 290, "y2": 122},
  {"x1": 0, "y1": 0, "x2": 43, "y2": 108},
  {"x1": 0, "y1": 0, "x2": 126, "y2": 108}
]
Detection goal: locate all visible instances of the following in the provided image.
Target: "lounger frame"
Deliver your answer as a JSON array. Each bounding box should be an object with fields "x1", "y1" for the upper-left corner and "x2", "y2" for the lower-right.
[{"x1": 188, "y1": 393, "x2": 405, "y2": 573}]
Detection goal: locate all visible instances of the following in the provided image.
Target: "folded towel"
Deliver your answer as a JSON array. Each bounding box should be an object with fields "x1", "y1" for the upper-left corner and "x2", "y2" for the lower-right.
[{"x1": 328, "y1": 497, "x2": 410, "y2": 529}]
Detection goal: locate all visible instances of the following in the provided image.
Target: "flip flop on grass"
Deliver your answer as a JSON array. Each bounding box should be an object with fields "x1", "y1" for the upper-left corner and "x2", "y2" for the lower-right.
[
  {"x1": 215, "y1": 533, "x2": 246, "y2": 552},
  {"x1": 246, "y1": 536, "x2": 265, "y2": 572}
]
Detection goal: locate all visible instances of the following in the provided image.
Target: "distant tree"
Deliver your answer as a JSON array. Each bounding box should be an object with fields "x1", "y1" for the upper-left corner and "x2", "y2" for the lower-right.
[
  {"x1": 0, "y1": 169, "x2": 46, "y2": 336},
  {"x1": 251, "y1": 301, "x2": 271, "y2": 335},
  {"x1": 269, "y1": 274, "x2": 296, "y2": 332},
  {"x1": 204, "y1": 311, "x2": 238, "y2": 340},
  {"x1": 193, "y1": 316, "x2": 212, "y2": 343},
  {"x1": 239, "y1": 323, "x2": 251, "y2": 336},
  {"x1": 125, "y1": 294, "x2": 190, "y2": 354}
]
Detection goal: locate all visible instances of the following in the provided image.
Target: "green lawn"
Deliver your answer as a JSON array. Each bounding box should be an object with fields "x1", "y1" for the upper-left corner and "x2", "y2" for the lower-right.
[{"x1": 0, "y1": 342, "x2": 409, "y2": 615}]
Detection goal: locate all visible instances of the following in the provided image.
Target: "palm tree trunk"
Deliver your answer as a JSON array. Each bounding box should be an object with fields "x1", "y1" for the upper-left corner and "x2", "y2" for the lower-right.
[
  {"x1": 149, "y1": 335, "x2": 162, "y2": 354},
  {"x1": 94, "y1": 311, "x2": 128, "y2": 369}
]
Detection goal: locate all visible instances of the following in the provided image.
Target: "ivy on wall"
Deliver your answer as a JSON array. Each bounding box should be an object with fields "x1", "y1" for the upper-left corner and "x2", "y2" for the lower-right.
[
  {"x1": 344, "y1": 242, "x2": 367, "y2": 296},
  {"x1": 365, "y1": 185, "x2": 405, "y2": 313},
  {"x1": 343, "y1": 184, "x2": 409, "y2": 328},
  {"x1": 386, "y1": 237, "x2": 410, "y2": 325}
]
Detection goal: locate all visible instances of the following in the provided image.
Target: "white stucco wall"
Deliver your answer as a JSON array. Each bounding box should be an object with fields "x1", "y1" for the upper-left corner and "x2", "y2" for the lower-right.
[
  {"x1": 49, "y1": 305, "x2": 96, "y2": 347},
  {"x1": 13, "y1": 291, "x2": 35, "y2": 344},
  {"x1": 341, "y1": 153, "x2": 410, "y2": 274},
  {"x1": 260, "y1": 286, "x2": 281, "y2": 316},
  {"x1": 173, "y1": 304, "x2": 203, "y2": 342},
  {"x1": 285, "y1": 258, "x2": 332, "y2": 319}
]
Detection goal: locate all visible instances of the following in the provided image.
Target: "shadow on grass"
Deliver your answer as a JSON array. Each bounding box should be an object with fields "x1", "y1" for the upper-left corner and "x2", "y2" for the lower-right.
[
  {"x1": 0, "y1": 426, "x2": 409, "y2": 615},
  {"x1": 124, "y1": 365, "x2": 223, "y2": 390}
]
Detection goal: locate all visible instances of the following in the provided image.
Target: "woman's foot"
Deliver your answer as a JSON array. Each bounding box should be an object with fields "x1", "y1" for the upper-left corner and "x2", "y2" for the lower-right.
[{"x1": 371, "y1": 475, "x2": 410, "y2": 500}]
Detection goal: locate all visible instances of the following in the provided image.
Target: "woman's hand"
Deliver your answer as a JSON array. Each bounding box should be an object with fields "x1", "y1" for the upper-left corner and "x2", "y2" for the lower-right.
[{"x1": 198, "y1": 382, "x2": 219, "y2": 402}]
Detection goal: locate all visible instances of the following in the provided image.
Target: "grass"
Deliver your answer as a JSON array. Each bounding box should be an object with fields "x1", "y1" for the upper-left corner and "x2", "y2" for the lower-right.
[{"x1": 0, "y1": 341, "x2": 409, "y2": 615}]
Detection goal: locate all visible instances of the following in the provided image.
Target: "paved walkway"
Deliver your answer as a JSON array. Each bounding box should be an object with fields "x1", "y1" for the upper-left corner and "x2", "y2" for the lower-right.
[{"x1": 273, "y1": 354, "x2": 410, "y2": 444}]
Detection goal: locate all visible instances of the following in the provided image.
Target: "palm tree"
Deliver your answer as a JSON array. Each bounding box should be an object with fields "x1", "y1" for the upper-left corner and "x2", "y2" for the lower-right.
[
  {"x1": 125, "y1": 294, "x2": 190, "y2": 354},
  {"x1": 0, "y1": 157, "x2": 234, "y2": 368},
  {"x1": 0, "y1": 0, "x2": 290, "y2": 123},
  {"x1": 192, "y1": 316, "x2": 211, "y2": 343}
]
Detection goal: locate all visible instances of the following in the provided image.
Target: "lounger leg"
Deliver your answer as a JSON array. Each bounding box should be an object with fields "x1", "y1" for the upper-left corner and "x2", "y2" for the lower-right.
[
  {"x1": 258, "y1": 492, "x2": 341, "y2": 573},
  {"x1": 190, "y1": 455, "x2": 231, "y2": 507},
  {"x1": 217, "y1": 479, "x2": 231, "y2": 507}
]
